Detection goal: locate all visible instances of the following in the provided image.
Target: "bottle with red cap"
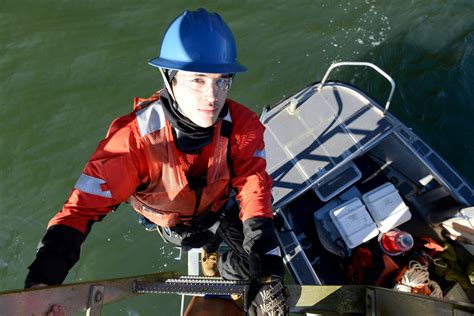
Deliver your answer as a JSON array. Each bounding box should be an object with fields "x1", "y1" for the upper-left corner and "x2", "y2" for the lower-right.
[{"x1": 379, "y1": 229, "x2": 414, "y2": 256}]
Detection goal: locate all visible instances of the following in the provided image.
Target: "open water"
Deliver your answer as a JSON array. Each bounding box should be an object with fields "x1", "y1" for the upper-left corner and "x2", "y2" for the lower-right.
[{"x1": 1, "y1": 1, "x2": 473, "y2": 315}]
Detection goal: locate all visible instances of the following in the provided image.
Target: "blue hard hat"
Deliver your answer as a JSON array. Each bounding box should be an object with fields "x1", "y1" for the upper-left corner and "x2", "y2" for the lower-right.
[{"x1": 149, "y1": 8, "x2": 246, "y2": 74}]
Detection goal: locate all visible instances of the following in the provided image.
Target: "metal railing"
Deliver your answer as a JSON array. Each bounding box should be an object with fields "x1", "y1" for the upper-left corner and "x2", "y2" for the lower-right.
[{"x1": 319, "y1": 61, "x2": 396, "y2": 112}]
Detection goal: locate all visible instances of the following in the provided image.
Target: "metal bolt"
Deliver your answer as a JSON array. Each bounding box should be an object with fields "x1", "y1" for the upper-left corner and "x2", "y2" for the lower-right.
[{"x1": 95, "y1": 290, "x2": 103, "y2": 303}]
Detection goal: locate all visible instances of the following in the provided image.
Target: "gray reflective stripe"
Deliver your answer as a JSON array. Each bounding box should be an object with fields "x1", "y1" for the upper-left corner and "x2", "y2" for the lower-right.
[
  {"x1": 223, "y1": 111, "x2": 232, "y2": 122},
  {"x1": 74, "y1": 173, "x2": 112, "y2": 198},
  {"x1": 136, "y1": 101, "x2": 166, "y2": 136},
  {"x1": 265, "y1": 246, "x2": 281, "y2": 257},
  {"x1": 254, "y1": 148, "x2": 266, "y2": 160}
]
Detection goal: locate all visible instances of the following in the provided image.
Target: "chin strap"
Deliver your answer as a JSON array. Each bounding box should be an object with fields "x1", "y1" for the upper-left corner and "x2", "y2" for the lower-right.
[{"x1": 158, "y1": 68, "x2": 177, "y2": 105}]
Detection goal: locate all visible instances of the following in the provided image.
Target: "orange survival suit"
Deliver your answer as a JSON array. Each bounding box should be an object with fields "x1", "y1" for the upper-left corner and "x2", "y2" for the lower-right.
[{"x1": 25, "y1": 93, "x2": 277, "y2": 286}]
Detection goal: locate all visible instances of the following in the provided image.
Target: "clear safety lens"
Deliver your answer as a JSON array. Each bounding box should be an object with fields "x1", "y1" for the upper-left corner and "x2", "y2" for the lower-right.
[{"x1": 176, "y1": 75, "x2": 233, "y2": 92}]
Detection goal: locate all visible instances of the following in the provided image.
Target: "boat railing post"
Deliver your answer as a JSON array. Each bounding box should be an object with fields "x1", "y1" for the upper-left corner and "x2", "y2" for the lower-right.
[{"x1": 319, "y1": 61, "x2": 396, "y2": 112}]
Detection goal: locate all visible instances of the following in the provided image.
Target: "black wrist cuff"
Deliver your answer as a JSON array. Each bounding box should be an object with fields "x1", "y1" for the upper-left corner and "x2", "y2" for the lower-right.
[
  {"x1": 24, "y1": 225, "x2": 84, "y2": 288},
  {"x1": 248, "y1": 252, "x2": 285, "y2": 279}
]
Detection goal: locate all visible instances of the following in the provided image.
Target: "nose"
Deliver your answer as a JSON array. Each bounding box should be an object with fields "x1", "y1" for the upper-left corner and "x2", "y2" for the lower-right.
[{"x1": 202, "y1": 83, "x2": 219, "y2": 102}]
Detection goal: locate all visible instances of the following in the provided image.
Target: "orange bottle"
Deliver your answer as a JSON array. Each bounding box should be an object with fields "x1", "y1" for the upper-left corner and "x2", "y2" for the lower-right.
[{"x1": 379, "y1": 230, "x2": 414, "y2": 256}]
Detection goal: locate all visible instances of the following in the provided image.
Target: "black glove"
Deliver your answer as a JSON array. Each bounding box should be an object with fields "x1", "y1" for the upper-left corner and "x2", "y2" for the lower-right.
[
  {"x1": 245, "y1": 252, "x2": 288, "y2": 315},
  {"x1": 25, "y1": 225, "x2": 84, "y2": 288},
  {"x1": 245, "y1": 276, "x2": 288, "y2": 316},
  {"x1": 242, "y1": 218, "x2": 288, "y2": 314}
]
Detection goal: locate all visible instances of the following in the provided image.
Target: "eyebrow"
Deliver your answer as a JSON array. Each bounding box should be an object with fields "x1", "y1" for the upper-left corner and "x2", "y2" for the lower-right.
[{"x1": 192, "y1": 73, "x2": 231, "y2": 78}]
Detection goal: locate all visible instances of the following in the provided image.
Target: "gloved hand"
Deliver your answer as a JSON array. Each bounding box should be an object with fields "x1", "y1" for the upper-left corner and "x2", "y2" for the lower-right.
[
  {"x1": 245, "y1": 251, "x2": 288, "y2": 315},
  {"x1": 242, "y1": 218, "x2": 288, "y2": 314},
  {"x1": 245, "y1": 276, "x2": 288, "y2": 315}
]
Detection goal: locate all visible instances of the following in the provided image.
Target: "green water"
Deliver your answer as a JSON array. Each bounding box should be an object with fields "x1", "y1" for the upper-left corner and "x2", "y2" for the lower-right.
[{"x1": 1, "y1": 1, "x2": 473, "y2": 314}]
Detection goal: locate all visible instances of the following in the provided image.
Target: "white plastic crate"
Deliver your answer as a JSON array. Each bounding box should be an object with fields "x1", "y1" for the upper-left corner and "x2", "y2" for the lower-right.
[
  {"x1": 362, "y1": 182, "x2": 411, "y2": 232},
  {"x1": 329, "y1": 198, "x2": 379, "y2": 249}
]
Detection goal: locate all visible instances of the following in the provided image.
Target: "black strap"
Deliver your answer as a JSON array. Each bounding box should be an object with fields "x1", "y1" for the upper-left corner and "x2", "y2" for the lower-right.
[
  {"x1": 220, "y1": 118, "x2": 232, "y2": 138},
  {"x1": 220, "y1": 116, "x2": 234, "y2": 178}
]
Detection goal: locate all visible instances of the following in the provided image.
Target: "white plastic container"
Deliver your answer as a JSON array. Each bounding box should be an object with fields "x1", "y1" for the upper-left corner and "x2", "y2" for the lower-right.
[
  {"x1": 329, "y1": 198, "x2": 379, "y2": 249},
  {"x1": 362, "y1": 182, "x2": 411, "y2": 233}
]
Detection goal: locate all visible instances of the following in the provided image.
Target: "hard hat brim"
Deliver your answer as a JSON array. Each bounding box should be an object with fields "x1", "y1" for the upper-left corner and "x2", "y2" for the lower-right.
[{"x1": 148, "y1": 57, "x2": 247, "y2": 74}]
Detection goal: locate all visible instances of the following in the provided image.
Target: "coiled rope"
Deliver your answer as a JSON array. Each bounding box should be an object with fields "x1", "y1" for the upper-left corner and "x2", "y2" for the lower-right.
[{"x1": 394, "y1": 260, "x2": 443, "y2": 298}]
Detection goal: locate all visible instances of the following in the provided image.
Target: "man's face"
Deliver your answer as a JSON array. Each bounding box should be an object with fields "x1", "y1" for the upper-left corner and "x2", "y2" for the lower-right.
[{"x1": 172, "y1": 71, "x2": 232, "y2": 128}]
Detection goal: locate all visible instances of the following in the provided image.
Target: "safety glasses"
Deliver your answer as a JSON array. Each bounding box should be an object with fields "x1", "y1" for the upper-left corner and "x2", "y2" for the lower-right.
[{"x1": 174, "y1": 74, "x2": 233, "y2": 93}]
